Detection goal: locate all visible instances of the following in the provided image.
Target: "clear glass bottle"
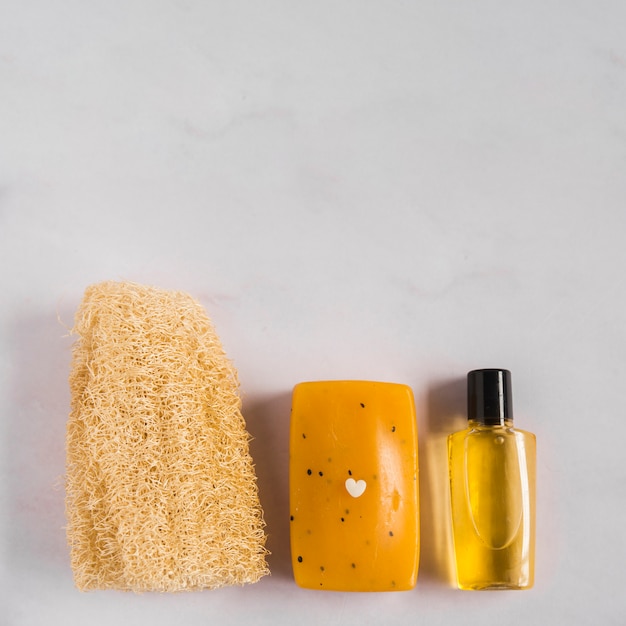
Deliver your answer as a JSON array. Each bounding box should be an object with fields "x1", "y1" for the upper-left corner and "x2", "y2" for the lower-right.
[{"x1": 448, "y1": 369, "x2": 536, "y2": 590}]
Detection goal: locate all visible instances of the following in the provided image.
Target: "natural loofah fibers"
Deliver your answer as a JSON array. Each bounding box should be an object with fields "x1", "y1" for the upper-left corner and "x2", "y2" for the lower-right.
[{"x1": 65, "y1": 281, "x2": 268, "y2": 591}]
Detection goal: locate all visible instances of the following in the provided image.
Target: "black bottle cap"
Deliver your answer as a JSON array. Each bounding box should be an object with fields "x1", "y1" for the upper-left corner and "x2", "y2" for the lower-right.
[{"x1": 467, "y1": 369, "x2": 513, "y2": 425}]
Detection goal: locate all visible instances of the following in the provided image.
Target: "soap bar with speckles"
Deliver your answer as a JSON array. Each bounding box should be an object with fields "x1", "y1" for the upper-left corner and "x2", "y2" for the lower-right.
[{"x1": 289, "y1": 380, "x2": 419, "y2": 591}]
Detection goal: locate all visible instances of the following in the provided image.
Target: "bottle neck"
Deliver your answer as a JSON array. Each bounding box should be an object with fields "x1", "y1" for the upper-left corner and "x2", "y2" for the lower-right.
[{"x1": 468, "y1": 418, "x2": 514, "y2": 429}]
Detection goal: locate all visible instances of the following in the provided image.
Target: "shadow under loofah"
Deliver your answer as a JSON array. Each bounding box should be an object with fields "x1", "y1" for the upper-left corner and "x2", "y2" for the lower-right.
[{"x1": 65, "y1": 281, "x2": 269, "y2": 591}]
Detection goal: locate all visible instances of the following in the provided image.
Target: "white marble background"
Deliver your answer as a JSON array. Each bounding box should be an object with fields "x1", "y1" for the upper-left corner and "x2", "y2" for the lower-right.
[{"x1": 1, "y1": 1, "x2": 625, "y2": 624}]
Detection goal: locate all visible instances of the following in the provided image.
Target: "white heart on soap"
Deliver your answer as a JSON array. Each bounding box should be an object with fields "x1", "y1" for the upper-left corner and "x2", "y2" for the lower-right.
[{"x1": 345, "y1": 478, "x2": 367, "y2": 498}]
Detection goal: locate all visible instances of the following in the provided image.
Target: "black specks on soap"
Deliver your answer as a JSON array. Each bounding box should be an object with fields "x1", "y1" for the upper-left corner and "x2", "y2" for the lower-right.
[
  {"x1": 302, "y1": 433, "x2": 306, "y2": 439},
  {"x1": 351, "y1": 563, "x2": 356, "y2": 569},
  {"x1": 360, "y1": 402, "x2": 365, "y2": 408},
  {"x1": 307, "y1": 469, "x2": 312, "y2": 475},
  {"x1": 320, "y1": 566, "x2": 325, "y2": 572},
  {"x1": 290, "y1": 515, "x2": 294, "y2": 521},
  {"x1": 345, "y1": 509, "x2": 350, "y2": 515},
  {"x1": 348, "y1": 469, "x2": 352, "y2": 476},
  {"x1": 391, "y1": 425, "x2": 396, "y2": 433},
  {"x1": 297, "y1": 556, "x2": 303, "y2": 563},
  {"x1": 318, "y1": 471, "x2": 323, "y2": 477},
  {"x1": 389, "y1": 531, "x2": 394, "y2": 537},
  {"x1": 340, "y1": 517, "x2": 345, "y2": 522}
]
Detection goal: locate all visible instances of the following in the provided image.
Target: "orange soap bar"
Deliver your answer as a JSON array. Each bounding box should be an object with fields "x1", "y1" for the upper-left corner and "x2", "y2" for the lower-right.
[{"x1": 289, "y1": 380, "x2": 419, "y2": 591}]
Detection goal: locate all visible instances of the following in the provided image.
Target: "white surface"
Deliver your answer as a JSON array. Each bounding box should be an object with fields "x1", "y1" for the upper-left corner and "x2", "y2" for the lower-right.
[{"x1": 1, "y1": 1, "x2": 625, "y2": 624}]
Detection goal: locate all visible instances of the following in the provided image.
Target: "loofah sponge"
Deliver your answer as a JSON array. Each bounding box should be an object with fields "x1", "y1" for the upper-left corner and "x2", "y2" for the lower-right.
[{"x1": 65, "y1": 281, "x2": 268, "y2": 591}]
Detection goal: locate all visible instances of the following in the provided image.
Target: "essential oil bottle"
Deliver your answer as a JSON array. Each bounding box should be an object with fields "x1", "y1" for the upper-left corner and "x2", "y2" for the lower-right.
[{"x1": 448, "y1": 369, "x2": 536, "y2": 590}]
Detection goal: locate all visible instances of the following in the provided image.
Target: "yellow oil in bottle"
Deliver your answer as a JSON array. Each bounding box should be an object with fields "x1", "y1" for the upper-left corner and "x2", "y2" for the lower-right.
[
  {"x1": 448, "y1": 369, "x2": 536, "y2": 590},
  {"x1": 448, "y1": 421, "x2": 536, "y2": 589}
]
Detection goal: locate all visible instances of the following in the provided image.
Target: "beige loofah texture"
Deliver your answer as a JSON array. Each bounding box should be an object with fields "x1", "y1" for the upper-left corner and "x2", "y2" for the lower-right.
[{"x1": 66, "y1": 281, "x2": 268, "y2": 591}]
